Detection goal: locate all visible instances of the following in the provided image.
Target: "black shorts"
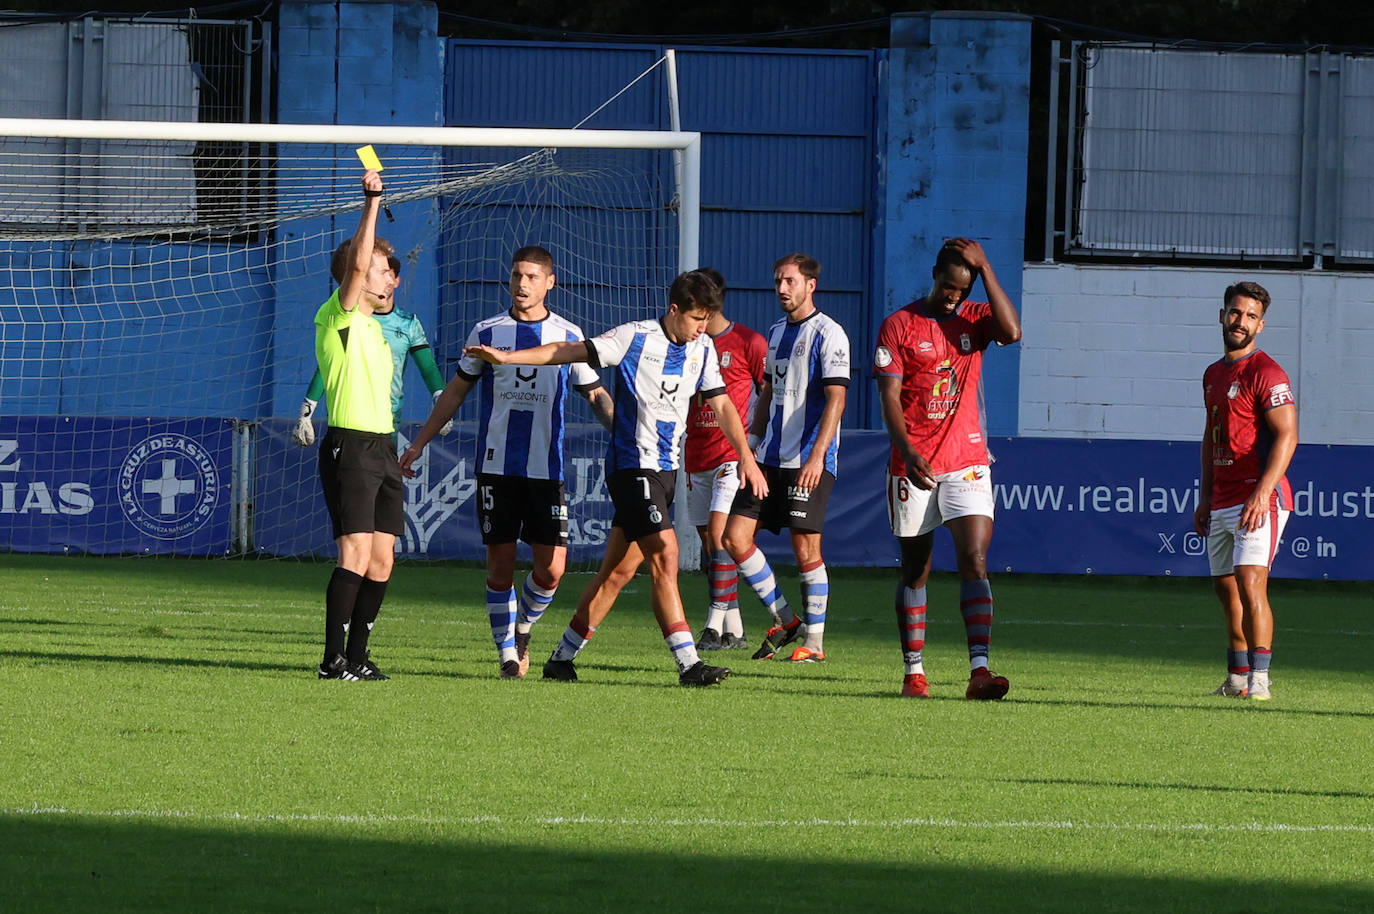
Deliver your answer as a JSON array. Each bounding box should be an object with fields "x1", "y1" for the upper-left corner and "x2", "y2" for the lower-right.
[
  {"x1": 729, "y1": 465, "x2": 834, "y2": 534},
  {"x1": 319, "y1": 427, "x2": 405, "y2": 539},
  {"x1": 476, "y1": 473, "x2": 569, "y2": 547},
  {"x1": 607, "y1": 468, "x2": 676, "y2": 542}
]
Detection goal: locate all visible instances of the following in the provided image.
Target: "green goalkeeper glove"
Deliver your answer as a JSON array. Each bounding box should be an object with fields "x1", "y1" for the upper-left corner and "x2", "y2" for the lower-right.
[
  {"x1": 292, "y1": 398, "x2": 318, "y2": 447},
  {"x1": 434, "y1": 390, "x2": 454, "y2": 437}
]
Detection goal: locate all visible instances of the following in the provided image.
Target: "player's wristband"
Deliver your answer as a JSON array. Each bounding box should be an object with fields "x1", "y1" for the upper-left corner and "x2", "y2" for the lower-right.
[{"x1": 364, "y1": 188, "x2": 384, "y2": 198}]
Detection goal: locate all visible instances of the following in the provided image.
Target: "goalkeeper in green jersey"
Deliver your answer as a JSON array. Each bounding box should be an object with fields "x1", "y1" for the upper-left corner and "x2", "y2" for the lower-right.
[{"x1": 293, "y1": 253, "x2": 452, "y2": 446}]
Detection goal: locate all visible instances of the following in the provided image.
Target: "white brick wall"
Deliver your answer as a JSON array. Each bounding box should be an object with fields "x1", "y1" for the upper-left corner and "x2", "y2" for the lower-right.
[{"x1": 1020, "y1": 263, "x2": 1373, "y2": 445}]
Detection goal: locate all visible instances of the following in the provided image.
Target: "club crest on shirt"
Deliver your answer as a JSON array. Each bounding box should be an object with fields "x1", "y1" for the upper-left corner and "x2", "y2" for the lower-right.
[
  {"x1": 959, "y1": 333, "x2": 972, "y2": 353},
  {"x1": 720, "y1": 352, "x2": 733, "y2": 368},
  {"x1": 794, "y1": 341, "x2": 807, "y2": 358},
  {"x1": 1227, "y1": 381, "x2": 1240, "y2": 399}
]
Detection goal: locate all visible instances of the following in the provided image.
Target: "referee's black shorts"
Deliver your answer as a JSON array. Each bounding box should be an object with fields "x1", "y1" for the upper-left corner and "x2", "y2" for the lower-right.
[{"x1": 318, "y1": 427, "x2": 405, "y2": 539}]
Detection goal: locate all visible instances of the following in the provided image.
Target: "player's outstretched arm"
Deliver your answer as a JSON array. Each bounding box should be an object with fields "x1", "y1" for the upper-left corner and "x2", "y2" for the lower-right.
[
  {"x1": 399, "y1": 374, "x2": 473, "y2": 477},
  {"x1": 876, "y1": 375, "x2": 935, "y2": 490},
  {"x1": 464, "y1": 340, "x2": 589, "y2": 367},
  {"x1": 708, "y1": 391, "x2": 768, "y2": 499},
  {"x1": 945, "y1": 238, "x2": 1022, "y2": 345}
]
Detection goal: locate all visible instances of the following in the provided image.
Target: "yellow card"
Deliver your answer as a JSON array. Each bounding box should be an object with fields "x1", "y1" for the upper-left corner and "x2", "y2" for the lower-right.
[{"x1": 355, "y1": 145, "x2": 384, "y2": 172}]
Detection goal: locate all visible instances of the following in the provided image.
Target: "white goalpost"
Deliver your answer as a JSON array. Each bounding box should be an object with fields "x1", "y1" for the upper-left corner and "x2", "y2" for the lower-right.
[{"x1": 0, "y1": 116, "x2": 701, "y2": 563}]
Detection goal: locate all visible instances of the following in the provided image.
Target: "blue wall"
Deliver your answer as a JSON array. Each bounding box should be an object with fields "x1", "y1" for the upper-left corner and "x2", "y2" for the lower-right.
[
  {"x1": 883, "y1": 13, "x2": 1031, "y2": 436},
  {"x1": 272, "y1": 0, "x2": 443, "y2": 424}
]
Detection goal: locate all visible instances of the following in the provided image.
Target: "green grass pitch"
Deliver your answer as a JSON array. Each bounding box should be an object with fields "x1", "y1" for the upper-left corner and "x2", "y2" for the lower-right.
[{"x1": 3, "y1": 553, "x2": 1372, "y2": 912}]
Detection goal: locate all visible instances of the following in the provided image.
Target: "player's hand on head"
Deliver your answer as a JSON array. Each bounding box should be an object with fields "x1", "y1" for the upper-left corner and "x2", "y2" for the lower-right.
[
  {"x1": 945, "y1": 237, "x2": 988, "y2": 272},
  {"x1": 292, "y1": 398, "x2": 318, "y2": 447}
]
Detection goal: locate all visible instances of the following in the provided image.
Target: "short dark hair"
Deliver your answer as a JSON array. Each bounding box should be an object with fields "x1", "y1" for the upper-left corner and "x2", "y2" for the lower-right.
[
  {"x1": 669, "y1": 270, "x2": 723, "y2": 313},
  {"x1": 1224, "y1": 281, "x2": 1271, "y2": 314},
  {"x1": 773, "y1": 253, "x2": 820, "y2": 282},
  {"x1": 512, "y1": 245, "x2": 555, "y2": 274},
  {"x1": 697, "y1": 267, "x2": 726, "y2": 299},
  {"x1": 331, "y1": 237, "x2": 395, "y2": 285},
  {"x1": 934, "y1": 244, "x2": 973, "y2": 278}
]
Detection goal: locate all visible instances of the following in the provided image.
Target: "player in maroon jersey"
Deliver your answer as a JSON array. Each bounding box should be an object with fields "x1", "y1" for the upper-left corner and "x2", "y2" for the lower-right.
[
  {"x1": 873, "y1": 238, "x2": 1021, "y2": 699},
  {"x1": 683, "y1": 269, "x2": 768, "y2": 652},
  {"x1": 1193, "y1": 281, "x2": 1297, "y2": 702}
]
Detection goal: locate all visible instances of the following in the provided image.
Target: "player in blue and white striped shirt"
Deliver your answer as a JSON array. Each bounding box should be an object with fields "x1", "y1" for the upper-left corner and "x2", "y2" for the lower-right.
[
  {"x1": 401, "y1": 246, "x2": 613, "y2": 680},
  {"x1": 724, "y1": 253, "x2": 850, "y2": 664},
  {"x1": 464, "y1": 270, "x2": 768, "y2": 687}
]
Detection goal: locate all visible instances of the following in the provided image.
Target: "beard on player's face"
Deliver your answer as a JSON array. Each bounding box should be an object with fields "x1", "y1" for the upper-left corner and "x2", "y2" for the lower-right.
[{"x1": 1223, "y1": 325, "x2": 1254, "y2": 351}]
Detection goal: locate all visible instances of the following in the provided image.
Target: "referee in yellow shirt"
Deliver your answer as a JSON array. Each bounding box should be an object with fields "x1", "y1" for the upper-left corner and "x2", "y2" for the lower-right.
[{"x1": 314, "y1": 168, "x2": 401, "y2": 680}]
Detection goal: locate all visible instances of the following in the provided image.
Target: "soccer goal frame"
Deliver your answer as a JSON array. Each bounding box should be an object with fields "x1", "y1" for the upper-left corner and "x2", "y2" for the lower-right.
[
  {"x1": 0, "y1": 116, "x2": 705, "y2": 563},
  {"x1": 0, "y1": 118, "x2": 700, "y2": 268}
]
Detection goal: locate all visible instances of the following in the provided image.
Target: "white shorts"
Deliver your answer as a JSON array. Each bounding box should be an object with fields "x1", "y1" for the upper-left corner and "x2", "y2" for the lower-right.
[
  {"x1": 1207, "y1": 502, "x2": 1290, "y2": 576},
  {"x1": 685, "y1": 462, "x2": 740, "y2": 527},
  {"x1": 887, "y1": 465, "x2": 994, "y2": 538}
]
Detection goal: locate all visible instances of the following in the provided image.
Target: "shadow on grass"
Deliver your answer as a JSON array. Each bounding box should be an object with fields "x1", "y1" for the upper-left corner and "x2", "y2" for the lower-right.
[
  {"x1": 995, "y1": 775, "x2": 1374, "y2": 801},
  {"x1": 2, "y1": 813, "x2": 1369, "y2": 913}
]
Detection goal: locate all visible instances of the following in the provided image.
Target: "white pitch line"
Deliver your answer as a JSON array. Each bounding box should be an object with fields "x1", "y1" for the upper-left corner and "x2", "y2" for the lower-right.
[{"x1": 8, "y1": 806, "x2": 1373, "y2": 835}]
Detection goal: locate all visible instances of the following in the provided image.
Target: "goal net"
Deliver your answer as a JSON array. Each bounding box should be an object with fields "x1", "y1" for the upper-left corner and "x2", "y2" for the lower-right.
[{"x1": 0, "y1": 119, "x2": 700, "y2": 563}]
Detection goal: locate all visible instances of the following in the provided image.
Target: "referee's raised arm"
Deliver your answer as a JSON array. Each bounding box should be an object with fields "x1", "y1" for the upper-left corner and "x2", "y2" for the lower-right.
[{"x1": 338, "y1": 169, "x2": 386, "y2": 314}]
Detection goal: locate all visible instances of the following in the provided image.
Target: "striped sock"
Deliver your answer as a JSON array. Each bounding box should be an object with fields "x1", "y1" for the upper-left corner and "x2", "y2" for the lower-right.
[
  {"x1": 665, "y1": 620, "x2": 701, "y2": 672},
  {"x1": 709, "y1": 549, "x2": 738, "y2": 615},
  {"x1": 516, "y1": 571, "x2": 557, "y2": 635},
  {"x1": 897, "y1": 584, "x2": 927, "y2": 675},
  {"x1": 1250, "y1": 647, "x2": 1272, "y2": 673},
  {"x1": 799, "y1": 559, "x2": 828, "y2": 650},
  {"x1": 550, "y1": 617, "x2": 595, "y2": 662},
  {"x1": 486, "y1": 583, "x2": 517, "y2": 663},
  {"x1": 736, "y1": 546, "x2": 795, "y2": 625},
  {"x1": 960, "y1": 578, "x2": 994, "y2": 672},
  {"x1": 1227, "y1": 648, "x2": 1251, "y2": 676}
]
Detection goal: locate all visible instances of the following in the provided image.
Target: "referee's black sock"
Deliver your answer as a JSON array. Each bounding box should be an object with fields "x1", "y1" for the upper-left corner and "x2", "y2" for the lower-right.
[
  {"x1": 346, "y1": 577, "x2": 389, "y2": 664},
  {"x1": 325, "y1": 567, "x2": 364, "y2": 662}
]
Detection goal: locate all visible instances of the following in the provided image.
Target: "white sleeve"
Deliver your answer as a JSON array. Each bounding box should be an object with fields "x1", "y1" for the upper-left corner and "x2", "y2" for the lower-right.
[
  {"x1": 821, "y1": 321, "x2": 851, "y2": 383},
  {"x1": 586, "y1": 322, "x2": 637, "y2": 368},
  {"x1": 456, "y1": 324, "x2": 486, "y2": 379},
  {"x1": 570, "y1": 360, "x2": 601, "y2": 389}
]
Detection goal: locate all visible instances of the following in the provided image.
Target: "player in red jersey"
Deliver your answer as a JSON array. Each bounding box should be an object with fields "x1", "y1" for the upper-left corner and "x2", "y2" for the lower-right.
[
  {"x1": 683, "y1": 269, "x2": 768, "y2": 652},
  {"x1": 1193, "y1": 281, "x2": 1297, "y2": 702},
  {"x1": 873, "y1": 238, "x2": 1021, "y2": 699}
]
